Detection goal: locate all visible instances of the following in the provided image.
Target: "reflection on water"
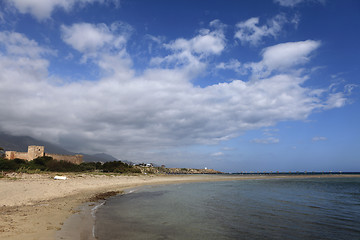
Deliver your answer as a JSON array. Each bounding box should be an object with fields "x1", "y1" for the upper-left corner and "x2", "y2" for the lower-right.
[{"x1": 95, "y1": 178, "x2": 360, "y2": 240}]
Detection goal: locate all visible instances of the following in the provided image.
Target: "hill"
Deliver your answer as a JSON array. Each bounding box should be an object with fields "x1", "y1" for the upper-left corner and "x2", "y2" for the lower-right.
[{"x1": 0, "y1": 132, "x2": 121, "y2": 163}]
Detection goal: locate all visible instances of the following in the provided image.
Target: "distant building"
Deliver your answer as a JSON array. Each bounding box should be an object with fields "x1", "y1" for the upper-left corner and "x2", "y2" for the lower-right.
[
  {"x1": 5, "y1": 145, "x2": 83, "y2": 164},
  {"x1": 136, "y1": 163, "x2": 154, "y2": 167}
]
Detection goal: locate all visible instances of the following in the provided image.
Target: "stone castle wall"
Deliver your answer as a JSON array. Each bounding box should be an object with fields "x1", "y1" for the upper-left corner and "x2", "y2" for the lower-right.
[
  {"x1": 5, "y1": 145, "x2": 83, "y2": 164},
  {"x1": 5, "y1": 151, "x2": 28, "y2": 160},
  {"x1": 45, "y1": 153, "x2": 83, "y2": 165}
]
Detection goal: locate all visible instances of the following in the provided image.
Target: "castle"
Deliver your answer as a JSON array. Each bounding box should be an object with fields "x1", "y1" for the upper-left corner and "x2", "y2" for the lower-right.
[{"x1": 5, "y1": 145, "x2": 83, "y2": 164}]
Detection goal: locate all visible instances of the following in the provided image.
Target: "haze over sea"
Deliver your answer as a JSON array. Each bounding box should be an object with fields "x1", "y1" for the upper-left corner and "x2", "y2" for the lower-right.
[{"x1": 94, "y1": 177, "x2": 360, "y2": 240}]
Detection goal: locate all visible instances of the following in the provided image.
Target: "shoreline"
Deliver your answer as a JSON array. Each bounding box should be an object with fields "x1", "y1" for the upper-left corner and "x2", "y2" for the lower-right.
[{"x1": 1, "y1": 173, "x2": 359, "y2": 239}]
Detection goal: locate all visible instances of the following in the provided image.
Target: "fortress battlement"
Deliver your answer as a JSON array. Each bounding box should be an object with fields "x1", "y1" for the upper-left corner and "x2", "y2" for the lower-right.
[{"x1": 5, "y1": 145, "x2": 83, "y2": 164}]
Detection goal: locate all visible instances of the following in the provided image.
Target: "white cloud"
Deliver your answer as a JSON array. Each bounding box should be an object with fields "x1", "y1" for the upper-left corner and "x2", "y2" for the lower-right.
[
  {"x1": 291, "y1": 13, "x2": 301, "y2": 28},
  {"x1": 312, "y1": 136, "x2": 327, "y2": 141},
  {"x1": 262, "y1": 40, "x2": 320, "y2": 69},
  {"x1": 246, "y1": 40, "x2": 321, "y2": 78},
  {"x1": 0, "y1": 29, "x2": 351, "y2": 161},
  {"x1": 274, "y1": 0, "x2": 304, "y2": 7},
  {"x1": 145, "y1": 35, "x2": 166, "y2": 55},
  {"x1": 8, "y1": 0, "x2": 72, "y2": 20},
  {"x1": 151, "y1": 21, "x2": 226, "y2": 77},
  {"x1": 251, "y1": 137, "x2": 280, "y2": 144},
  {"x1": 61, "y1": 23, "x2": 115, "y2": 53},
  {"x1": 61, "y1": 22, "x2": 132, "y2": 52},
  {"x1": 61, "y1": 22, "x2": 133, "y2": 65},
  {"x1": 0, "y1": 31, "x2": 55, "y2": 58},
  {"x1": 211, "y1": 152, "x2": 224, "y2": 157},
  {"x1": 320, "y1": 81, "x2": 357, "y2": 109},
  {"x1": 6, "y1": 0, "x2": 120, "y2": 21},
  {"x1": 274, "y1": 0, "x2": 325, "y2": 7},
  {"x1": 251, "y1": 128, "x2": 280, "y2": 144},
  {"x1": 323, "y1": 92, "x2": 346, "y2": 109},
  {"x1": 263, "y1": 128, "x2": 279, "y2": 136},
  {"x1": 216, "y1": 59, "x2": 244, "y2": 74},
  {"x1": 218, "y1": 40, "x2": 320, "y2": 76},
  {"x1": 145, "y1": 35, "x2": 164, "y2": 44},
  {"x1": 164, "y1": 26, "x2": 225, "y2": 56},
  {"x1": 0, "y1": 11, "x2": 4, "y2": 23},
  {"x1": 234, "y1": 14, "x2": 288, "y2": 46}
]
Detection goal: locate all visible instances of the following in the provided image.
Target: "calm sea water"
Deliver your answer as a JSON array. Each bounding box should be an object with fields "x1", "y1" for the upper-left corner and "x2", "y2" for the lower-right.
[{"x1": 94, "y1": 177, "x2": 360, "y2": 240}]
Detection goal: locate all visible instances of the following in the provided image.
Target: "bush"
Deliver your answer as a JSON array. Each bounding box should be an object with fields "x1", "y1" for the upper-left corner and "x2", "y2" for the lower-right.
[
  {"x1": 45, "y1": 160, "x2": 82, "y2": 172},
  {"x1": 32, "y1": 156, "x2": 53, "y2": 166},
  {"x1": 28, "y1": 156, "x2": 52, "y2": 171},
  {"x1": 16, "y1": 166, "x2": 41, "y2": 174},
  {"x1": 101, "y1": 161, "x2": 140, "y2": 173},
  {"x1": 14, "y1": 158, "x2": 27, "y2": 164},
  {"x1": 0, "y1": 159, "x2": 19, "y2": 171},
  {"x1": 0, "y1": 157, "x2": 140, "y2": 174},
  {"x1": 95, "y1": 162, "x2": 102, "y2": 169},
  {"x1": 80, "y1": 162, "x2": 97, "y2": 171}
]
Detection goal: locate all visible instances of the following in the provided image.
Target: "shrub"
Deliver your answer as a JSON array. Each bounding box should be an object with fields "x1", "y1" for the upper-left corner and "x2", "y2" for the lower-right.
[
  {"x1": 80, "y1": 162, "x2": 97, "y2": 171},
  {"x1": 0, "y1": 159, "x2": 18, "y2": 171},
  {"x1": 0, "y1": 157, "x2": 140, "y2": 174},
  {"x1": 14, "y1": 158, "x2": 27, "y2": 164},
  {"x1": 29, "y1": 156, "x2": 52, "y2": 171},
  {"x1": 32, "y1": 156, "x2": 53, "y2": 166},
  {"x1": 45, "y1": 160, "x2": 83, "y2": 172},
  {"x1": 95, "y1": 162, "x2": 103, "y2": 169},
  {"x1": 101, "y1": 161, "x2": 140, "y2": 173},
  {"x1": 16, "y1": 166, "x2": 41, "y2": 174}
]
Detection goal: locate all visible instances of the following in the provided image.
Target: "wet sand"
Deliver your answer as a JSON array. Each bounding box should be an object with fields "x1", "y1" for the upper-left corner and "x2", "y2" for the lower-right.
[{"x1": 0, "y1": 173, "x2": 358, "y2": 239}]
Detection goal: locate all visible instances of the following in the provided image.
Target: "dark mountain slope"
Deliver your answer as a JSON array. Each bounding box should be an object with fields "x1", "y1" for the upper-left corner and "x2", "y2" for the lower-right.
[{"x1": 0, "y1": 132, "x2": 120, "y2": 162}]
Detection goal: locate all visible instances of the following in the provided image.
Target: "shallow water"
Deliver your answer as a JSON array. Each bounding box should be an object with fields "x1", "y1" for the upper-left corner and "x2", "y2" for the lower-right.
[{"x1": 95, "y1": 177, "x2": 360, "y2": 240}]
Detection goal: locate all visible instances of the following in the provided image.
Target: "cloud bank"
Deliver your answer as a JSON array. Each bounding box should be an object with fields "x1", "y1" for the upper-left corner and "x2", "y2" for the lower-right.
[
  {"x1": 0, "y1": 20, "x2": 351, "y2": 160},
  {"x1": 6, "y1": 0, "x2": 120, "y2": 20}
]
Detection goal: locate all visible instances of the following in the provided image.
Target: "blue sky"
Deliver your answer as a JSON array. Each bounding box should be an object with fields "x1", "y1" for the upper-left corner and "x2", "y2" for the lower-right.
[{"x1": 0, "y1": 0, "x2": 359, "y2": 172}]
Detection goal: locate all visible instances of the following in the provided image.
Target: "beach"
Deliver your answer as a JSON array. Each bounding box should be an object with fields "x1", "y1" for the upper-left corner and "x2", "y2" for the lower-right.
[
  {"x1": 0, "y1": 173, "x2": 255, "y2": 240},
  {"x1": 0, "y1": 173, "x2": 359, "y2": 239}
]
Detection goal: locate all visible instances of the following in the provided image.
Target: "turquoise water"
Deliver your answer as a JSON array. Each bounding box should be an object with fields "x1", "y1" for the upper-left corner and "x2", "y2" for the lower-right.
[{"x1": 95, "y1": 177, "x2": 360, "y2": 239}]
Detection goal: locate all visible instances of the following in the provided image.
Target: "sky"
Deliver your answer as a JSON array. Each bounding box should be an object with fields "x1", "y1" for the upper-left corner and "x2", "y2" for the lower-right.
[{"x1": 0, "y1": 0, "x2": 359, "y2": 172}]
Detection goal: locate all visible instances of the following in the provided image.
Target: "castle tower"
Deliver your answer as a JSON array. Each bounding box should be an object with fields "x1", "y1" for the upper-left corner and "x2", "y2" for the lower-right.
[
  {"x1": 5, "y1": 151, "x2": 16, "y2": 160},
  {"x1": 27, "y1": 145, "x2": 45, "y2": 160}
]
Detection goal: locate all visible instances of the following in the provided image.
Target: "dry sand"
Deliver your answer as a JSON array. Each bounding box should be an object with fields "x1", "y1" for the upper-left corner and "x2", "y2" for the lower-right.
[{"x1": 0, "y1": 173, "x2": 358, "y2": 239}]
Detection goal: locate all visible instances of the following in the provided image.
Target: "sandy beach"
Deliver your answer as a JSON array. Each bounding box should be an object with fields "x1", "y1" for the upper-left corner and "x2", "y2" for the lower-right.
[{"x1": 0, "y1": 173, "x2": 358, "y2": 239}]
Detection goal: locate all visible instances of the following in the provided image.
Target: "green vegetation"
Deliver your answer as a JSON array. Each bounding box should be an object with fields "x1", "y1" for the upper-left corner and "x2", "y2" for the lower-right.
[
  {"x1": 0, "y1": 147, "x2": 5, "y2": 159},
  {"x1": 102, "y1": 161, "x2": 141, "y2": 173},
  {"x1": 0, "y1": 156, "x2": 140, "y2": 174}
]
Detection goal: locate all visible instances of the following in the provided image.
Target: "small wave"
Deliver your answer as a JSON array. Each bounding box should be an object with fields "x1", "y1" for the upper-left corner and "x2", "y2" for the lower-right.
[
  {"x1": 91, "y1": 201, "x2": 105, "y2": 238},
  {"x1": 91, "y1": 201, "x2": 105, "y2": 218}
]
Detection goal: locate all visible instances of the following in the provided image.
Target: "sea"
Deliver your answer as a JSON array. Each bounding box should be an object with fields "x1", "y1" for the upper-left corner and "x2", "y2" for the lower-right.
[{"x1": 94, "y1": 177, "x2": 360, "y2": 240}]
